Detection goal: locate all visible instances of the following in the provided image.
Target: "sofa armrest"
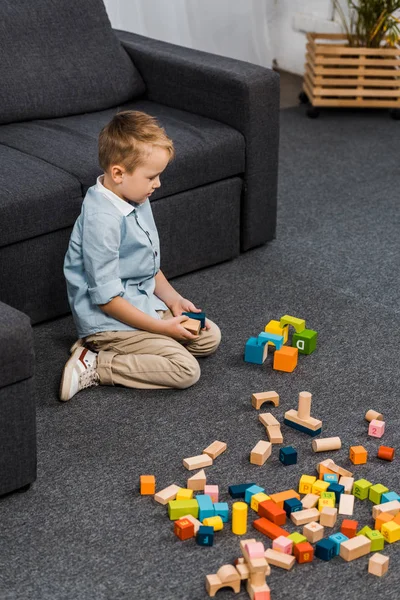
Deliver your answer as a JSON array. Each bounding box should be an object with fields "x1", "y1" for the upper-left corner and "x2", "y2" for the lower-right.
[
  {"x1": 115, "y1": 30, "x2": 280, "y2": 250},
  {"x1": 0, "y1": 301, "x2": 35, "y2": 388}
]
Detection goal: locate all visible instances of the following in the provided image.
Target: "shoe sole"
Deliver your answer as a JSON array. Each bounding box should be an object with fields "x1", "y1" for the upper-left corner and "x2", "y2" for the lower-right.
[
  {"x1": 70, "y1": 339, "x2": 84, "y2": 354},
  {"x1": 59, "y1": 347, "x2": 83, "y2": 401}
]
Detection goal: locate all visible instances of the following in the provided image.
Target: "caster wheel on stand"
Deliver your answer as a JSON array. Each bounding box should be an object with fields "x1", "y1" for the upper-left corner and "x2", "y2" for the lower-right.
[
  {"x1": 306, "y1": 106, "x2": 320, "y2": 119},
  {"x1": 389, "y1": 108, "x2": 400, "y2": 120},
  {"x1": 298, "y1": 91, "x2": 309, "y2": 104}
]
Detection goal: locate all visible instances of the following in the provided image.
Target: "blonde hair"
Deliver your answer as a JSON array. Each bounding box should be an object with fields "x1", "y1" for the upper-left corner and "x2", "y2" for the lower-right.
[{"x1": 98, "y1": 110, "x2": 175, "y2": 174}]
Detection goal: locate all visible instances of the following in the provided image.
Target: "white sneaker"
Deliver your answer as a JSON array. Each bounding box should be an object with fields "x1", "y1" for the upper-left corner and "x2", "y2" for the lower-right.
[
  {"x1": 69, "y1": 338, "x2": 85, "y2": 354},
  {"x1": 59, "y1": 348, "x2": 100, "y2": 401}
]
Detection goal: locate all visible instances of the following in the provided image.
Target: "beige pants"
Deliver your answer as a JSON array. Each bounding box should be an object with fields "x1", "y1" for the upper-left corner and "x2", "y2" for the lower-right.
[{"x1": 84, "y1": 309, "x2": 221, "y2": 390}]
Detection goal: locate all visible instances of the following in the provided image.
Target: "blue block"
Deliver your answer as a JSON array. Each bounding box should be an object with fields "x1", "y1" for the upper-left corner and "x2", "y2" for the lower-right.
[
  {"x1": 258, "y1": 332, "x2": 284, "y2": 350},
  {"x1": 244, "y1": 337, "x2": 267, "y2": 364},
  {"x1": 284, "y1": 498, "x2": 303, "y2": 516},
  {"x1": 245, "y1": 485, "x2": 265, "y2": 504},
  {"x1": 327, "y1": 483, "x2": 345, "y2": 503},
  {"x1": 228, "y1": 483, "x2": 257, "y2": 499},
  {"x1": 196, "y1": 495, "x2": 215, "y2": 521},
  {"x1": 323, "y1": 474, "x2": 339, "y2": 484},
  {"x1": 196, "y1": 525, "x2": 214, "y2": 546},
  {"x1": 381, "y1": 491, "x2": 400, "y2": 504},
  {"x1": 329, "y1": 533, "x2": 349, "y2": 556},
  {"x1": 315, "y1": 539, "x2": 336, "y2": 561},
  {"x1": 214, "y1": 502, "x2": 229, "y2": 523},
  {"x1": 182, "y1": 311, "x2": 206, "y2": 328},
  {"x1": 283, "y1": 418, "x2": 322, "y2": 437},
  {"x1": 279, "y1": 446, "x2": 298, "y2": 466}
]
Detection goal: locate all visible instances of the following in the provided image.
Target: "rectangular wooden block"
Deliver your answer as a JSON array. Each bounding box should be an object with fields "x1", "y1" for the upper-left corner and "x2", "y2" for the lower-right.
[
  {"x1": 266, "y1": 425, "x2": 283, "y2": 444},
  {"x1": 183, "y1": 454, "x2": 213, "y2": 470},
  {"x1": 264, "y1": 548, "x2": 295, "y2": 571},
  {"x1": 372, "y1": 500, "x2": 400, "y2": 520},
  {"x1": 319, "y1": 507, "x2": 338, "y2": 528},
  {"x1": 203, "y1": 440, "x2": 227, "y2": 459},
  {"x1": 339, "y1": 476, "x2": 355, "y2": 494},
  {"x1": 290, "y1": 508, "x2": 320, "y2": 526},
  {"x1": 301, "y1": 493, "x2": 319, "y2": 509},
  {"x1": 180, "y1": 513, "x2": 202, "y2": 533},
  {"x1": 250, "y1": 441, "x2": 272, "y2": 465},
  {"x1": 154, "y1": 483, "x2": 181, "y2": 505},
  {"x1": 284, "y1": 409, "x2": 322, "y2": 431},
  {"x1": 339, "y1": 494, "x2": 355, "y2": 516},
  {"x1": 269, "y1": 490, "x2": 300, "y2": 508},
  {"x1": 368, "y1": 553, "x2": 389, "y2": 577},
  {"x1": 182, "y1": 317, "x2": 201, "y2": 335},
  {"x1": 253, "y1": 517, "x2": 289, "y2": 540},
  {"x1": 259, "y1": 412, "x2": 280, "y2": 427},
  {"x1": 340, "y1": 535, "x2": 371, "y2": 561},
  {"x1": 252, "y1": 391, "x2": 279, "y2": 409}
]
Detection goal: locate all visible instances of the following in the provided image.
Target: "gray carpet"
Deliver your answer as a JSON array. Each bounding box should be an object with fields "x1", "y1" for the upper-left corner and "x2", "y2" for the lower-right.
[{"x1": 2, "y1": 106, "x2": 400, "y2": 600}]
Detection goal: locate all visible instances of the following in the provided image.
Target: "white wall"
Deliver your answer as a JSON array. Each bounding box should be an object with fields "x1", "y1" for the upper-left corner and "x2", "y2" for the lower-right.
[{"x1": 104, "y1": 0, "x2": 343, "y2": 75}]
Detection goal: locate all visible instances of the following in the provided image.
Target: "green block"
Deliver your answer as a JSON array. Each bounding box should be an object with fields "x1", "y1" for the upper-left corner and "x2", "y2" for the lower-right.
[
  {"x1": 366, "y1": 529, "x2": 385, "y2": 551},
  {"x1": 168, "y1": 499, "x2": 199, "y2": 521},
  {"x1": 369, "y1": 484, "x2": 389, "y2": 505},
  {"x1": 280, "y1": 315, "x2": 305, "y2": 333},
  {"x1": 357, "y1": 526, "x2": 373, "y2": 537},
  {"x1": 352, "y1": 479, "x2": 373, "y2": 500},
  {"x1": 288, "y1": 532, "x2": 307, "y2": 545},
  {"x1": 320, "y1": 491, "x2": 336, "y2": 502},
  {"x1": 292, "y1": 329, "x2": 318, "y2": 355}
]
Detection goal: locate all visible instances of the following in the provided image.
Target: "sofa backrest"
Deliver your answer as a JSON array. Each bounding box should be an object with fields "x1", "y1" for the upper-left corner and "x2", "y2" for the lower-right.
[{"x1": 0, "y1": 0, "x2": 146, "y2": 125}]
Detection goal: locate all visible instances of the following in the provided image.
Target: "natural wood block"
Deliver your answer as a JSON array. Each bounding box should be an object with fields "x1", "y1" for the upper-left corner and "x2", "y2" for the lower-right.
[
  {"x1": 264, "y1": 548, "x2": 296, "y2": 570},
  {"x1": 181, "y1": 513, "x2": 202, "y2": 533},
  {"x1": 206, "y1": 565, "x2": 241, "y2": 597},
  {"x1": 301, "y1": 493, "x2": 319, "y2": 509},
  {"x1": 290, "y1": 508, "x2": 320, "y2": 526},
  {"x1": 154, "y1": 483, "x2": 181, "y2": 505},
  {"x1": 187, "y1": 469, "x2": 206, "y2": 491},
  {"x1": 183, "y1": 454, "x2": 213, "y2": 470},
  {"x1": 365, "y1": 409, "x2": 383, "y2": 422},
  {"x1": 312, "y1": 437, "x2": 341, "y2": 452},
  {"x1": 259, "y1": 413, "x2": 280, "y2": 427},
  {"x1": 339, "y1": 476, "x2": 355, "y2": 494},
  {"x1": 251, "y1": 391, "x2": 279, "y2": 409},
  {"x1": 284, "y1": 409, "x2": 322, "y2": 432},
  {"x1": 250, "y1": 440, "x2": 272, "y2": 465},
  {"x1": 303, "y1": 521, "x2": 324, "y2": 543},
  {"x1": 266, "y1": 425, "x2": 283, "y2": 444},
  {"x1": 339, "y1": 494, "x2": 355, "y2": 516},
  {"x1": 318, "y1": 459, "x2": 353, "y2": 478},
  {"x1": 340, "y1": 535, "x2": 371, "y2": 561},
  {"x1": 203, "y1": 440, "x2": 227, "y2": 459},
  {"x1": 372, "y1": 500, "x2": 400, "y2": 520},
  {"x1": 182, "y1": 317, "x2": 201, "y2": 335},
  {"x1": 319, "y1": 507, "x2": 338, "y2": 528},
  {"x1": 368, "y1": 553, "x2": 389, "y2": 576}
]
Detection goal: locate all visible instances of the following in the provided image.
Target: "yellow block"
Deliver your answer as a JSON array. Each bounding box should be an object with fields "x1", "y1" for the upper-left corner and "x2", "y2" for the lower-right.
[
  {"x1": 264, "y1": 320, "x2": 289, "y2": 346},
  {"x1": 381, "y1": 520, "x2": 400, "y2": 543},
  {"x1": 299, "y1": 475, "x2": 317, "y2": 495},
  {"x1": 318, "y1": 497, "x2": 335, "y2": 510},
  {"x1": 203, "y1": 516, "x2": 224, "y2": 532},
  {"x1": 176, "y1": 488, "x2": 194, "y2": 500},
  {"x1": 232, "y1": 501, "x2": 248, "y2": 535},
  {"x1": 312, "y1": 480, "x2": 330, "y2": 496},
  {"x1": 251, "y1": 492, "x2": 271, "y2": 512}
]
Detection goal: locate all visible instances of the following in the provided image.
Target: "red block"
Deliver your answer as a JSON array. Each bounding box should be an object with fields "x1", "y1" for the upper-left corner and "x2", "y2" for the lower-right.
[
  {"x1": 294, "y1": 541, "x2": 314, "y2": 564},
  {"x1": 341, "y1": 519, "x2": 358, "y2": 539},
  {"x1": 253, "y1": 517, "x2": 289, "y2": 540},
  {"x1": 377, "y1": 446, "x2": 395, "y2": 461},
  {"x1": 174, "y1": 518, "x2": 195, "y2": 541},
  {"x1": 258, "y1": 500, "x2": 286, "y2": 526}
]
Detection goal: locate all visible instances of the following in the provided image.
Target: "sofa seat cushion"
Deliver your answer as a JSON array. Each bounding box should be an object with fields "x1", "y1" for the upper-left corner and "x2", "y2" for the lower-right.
[
  {"x1": 0, "y1": 146, "x2": 83, "y2": 247},
  {"x1": 0, "y1": 0, "x2": 145, "y2": 125},
  {"x1": 0, "y1": 100, "x2": 245, "y2": 201},
  {"x1": 0, "y1": 301, "x2": 34, "y2": 388}
]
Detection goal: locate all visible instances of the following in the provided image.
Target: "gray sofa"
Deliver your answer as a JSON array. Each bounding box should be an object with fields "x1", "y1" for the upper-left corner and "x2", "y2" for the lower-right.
[{"x1": 0, "y1": 0, "x2": 279, "y2": 496}]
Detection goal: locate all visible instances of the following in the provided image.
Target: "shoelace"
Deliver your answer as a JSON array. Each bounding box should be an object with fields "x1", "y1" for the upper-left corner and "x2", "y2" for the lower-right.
[{"x1": 79, "y1": 365, "x2": 100, "y2": 389}]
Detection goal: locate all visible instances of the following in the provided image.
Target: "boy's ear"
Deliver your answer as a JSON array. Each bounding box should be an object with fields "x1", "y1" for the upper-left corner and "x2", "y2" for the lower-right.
[{"x1": 110, "y1": 165, "x2": 125, "y2": 182}]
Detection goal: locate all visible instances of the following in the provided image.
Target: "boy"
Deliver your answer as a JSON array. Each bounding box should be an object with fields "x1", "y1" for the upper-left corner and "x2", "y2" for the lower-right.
[{"x1": 60, "y1": 111, "x2": 221, "y2": 401}]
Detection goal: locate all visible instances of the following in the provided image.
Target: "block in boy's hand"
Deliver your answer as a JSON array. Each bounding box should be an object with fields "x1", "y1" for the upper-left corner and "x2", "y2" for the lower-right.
[
  {"x1": 182, "y1": 317, "x2": 201, "y2": 335},
  {"x1": 182, "y1": 311, "x2": 206, "y2": 328}
]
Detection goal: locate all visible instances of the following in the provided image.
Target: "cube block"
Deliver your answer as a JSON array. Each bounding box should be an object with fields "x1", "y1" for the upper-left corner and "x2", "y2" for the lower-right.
[
  {"x1": 292, "y1": 329, "x2": 317, "y2": 355},
  {"x1": 369, "y1": 484, "x2": 389, "y2": 505},
  {"x1": 273, "y1": 346, "x2": 298, "y2": 372},
  {"x1": 294, "y1": 541, "x2": 314, "y2": 563},
  {"x1": 279, "y1": 446, "x2": 298, "y2": 466},
  {"x1": 368, "y1": 419, "x2": 385, "y2": 438},
  {"x1": 349, "y1": 446, "x2": 368, "y2": 465},
  {"x1": 352, "y1": 479, "x2": 372, "y2": 500},
  {"x1": 140, "y1": 474, "x2": 156, "y2": 495}
]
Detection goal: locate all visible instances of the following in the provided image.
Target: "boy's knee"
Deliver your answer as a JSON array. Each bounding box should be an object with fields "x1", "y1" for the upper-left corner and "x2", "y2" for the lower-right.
[{"x1": 176, "y1": 355, "x2": 201, "y2": 389}]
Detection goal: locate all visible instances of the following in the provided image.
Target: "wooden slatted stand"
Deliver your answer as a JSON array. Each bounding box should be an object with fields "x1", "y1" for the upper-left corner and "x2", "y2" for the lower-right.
[{"x1": 302, "y1": 33, "x2": 400, "y2": 118}]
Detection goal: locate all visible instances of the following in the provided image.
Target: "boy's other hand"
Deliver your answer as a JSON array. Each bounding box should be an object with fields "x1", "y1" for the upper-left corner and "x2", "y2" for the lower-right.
[
  {"x1": 160, "y1": 315, "x2": 200, "y2": 342},
  {"x1": 169, "y1": 297, "x2": 211, "y2": 330}
]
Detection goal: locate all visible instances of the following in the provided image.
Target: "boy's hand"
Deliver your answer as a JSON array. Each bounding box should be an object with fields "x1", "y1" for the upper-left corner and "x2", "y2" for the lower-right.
[
  {"x1": 169, "y1": 297, "x2": 211, "y2": 330},
  {"x1": 160, "y1": 315, "x2": 200, "y2": 342}
]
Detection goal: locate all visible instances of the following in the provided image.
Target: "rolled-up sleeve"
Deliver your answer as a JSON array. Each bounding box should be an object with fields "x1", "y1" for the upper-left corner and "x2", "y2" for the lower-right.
[{"x1": 82, "y1": 211, "x2": 125, "y2": 305}]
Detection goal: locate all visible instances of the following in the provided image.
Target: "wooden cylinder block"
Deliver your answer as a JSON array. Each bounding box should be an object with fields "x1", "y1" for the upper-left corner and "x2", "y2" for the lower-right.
[
  {"x1": 232, "y1": 502, "x2": 248, "y2": 535},
  {"x1": 298, "y1": 391, "x2": 312, "y2": 419},
  {"x1": 312, "y1": 437, "x2": 342, "y2": 453},
  {"x1": 365, "y1": 409, "x2": 383, "y2": 422}
]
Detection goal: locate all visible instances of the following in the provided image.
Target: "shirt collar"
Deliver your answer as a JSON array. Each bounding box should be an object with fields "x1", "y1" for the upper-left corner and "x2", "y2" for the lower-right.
[{"x1": 95, "y1": 175, "x2": 135, "y2": 216}]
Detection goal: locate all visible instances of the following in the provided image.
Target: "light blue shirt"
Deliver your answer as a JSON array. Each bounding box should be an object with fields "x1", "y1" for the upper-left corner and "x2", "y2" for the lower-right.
[{"x1": 64, "y1": 176, "x2": 167, "y2": 338}]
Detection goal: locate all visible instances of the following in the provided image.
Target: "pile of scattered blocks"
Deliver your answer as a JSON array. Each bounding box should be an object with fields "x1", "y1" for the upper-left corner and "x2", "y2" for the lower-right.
[
  {"x1": 140, "y1": 395, "x2": 397, "y2": 599},
  {"x1": 244, "y1": 315, "x2": 317, "y2": 373}
]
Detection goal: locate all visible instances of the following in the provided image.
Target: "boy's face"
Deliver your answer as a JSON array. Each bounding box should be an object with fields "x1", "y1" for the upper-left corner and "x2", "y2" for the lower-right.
[{"x1": 105, "y1": 145, "x2": 170, "y2": 204}]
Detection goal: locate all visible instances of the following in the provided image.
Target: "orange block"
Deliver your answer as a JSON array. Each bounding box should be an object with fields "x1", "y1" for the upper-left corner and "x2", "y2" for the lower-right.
[
  {"x1": 341, "y1": 519, "x2": 358, "y2": 538},
  {"x1": 258, "y1": 500, "x2": 286, "y2": 526},
  {"x1": 174, "y1": 517, "x2": 195, "y2": 540},
  {"x1": 269, "y1": 489, "x2": 301, "y2": 508},
  {"x1": 253, "y1": 517, "x2": 289, "y2": 540},
  {"x1": 273, "y1": 346, "x2": 298, "y2": 373},
  {"x1": 375, "y1": 512, "x2": 394, "y2": 531},
  {"x1": 293, "y1": 541, "x2": 314, "y2": 563},
  {"x1": 393, "y1": 513, "x2": 400, "y2": 526},
  {"x1": 377, "y1": 446, "x2": 395, "y2": 461},
  {"x1": 318, "y1": 464, "x2": 336, "y2": 480},
  {"x1": 349, "y1": 446, "x2": 368, "y2": 465},
  {"x1": 140, "y1": 474, "x2": 156, "y2": 495}
]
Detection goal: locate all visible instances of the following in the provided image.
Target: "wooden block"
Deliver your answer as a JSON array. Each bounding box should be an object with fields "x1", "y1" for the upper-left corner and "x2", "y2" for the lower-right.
[
  {"x1": 168, "y1": 499, "x2": 199, "y2": 520},
  {"x1": 174, "y1": 517, "x2": 195, "y2": 540},
  {"x1": 264, "y1": 548, "x2": 296, "y2": 570},
  {"x1": 341, "y1": 519, "x2": 358, "y2": 538},
  {"x1": 206, "y1": 565, "x2": 241, "y2": 597},
  {"x1": 154, "y1": 483, "x2": 181, "y2": 505},
  {"x1": 259, "y1": 413, "x2": 280, "y2": 427},
  {"x1": 368, "y1": 553, "x2": 389, "y2": 577},
  {"x1": 312, "y1": 479, "x2": 330, "y2": 496},
  {"x1": 340, "y1": 535, "x2": 371, "y2": 561},
  {"x1": 290, "y1": 508, "x2": 320, "y2": 526},
  {"x1": 251, "y1": 391, "x2": 279, "y2": 409},
  {"x1": 265, "y1": 320, "x2": 289, "y2": 345},
  {"x1": 187, "y1": 469, "x2": 206, "y2": 491},
  {"x1": 204, "y1": 485, "x2": 219, "y2": 502},
  {"x1": 312, "y1": 437, "x2": 341, "y2": 452},
  {"x1": 251, "y1": 492, "x2": 271, "y2": 512},
  {"x1": 339, "y1": 476, "x2": 355, "y2": 494},
  {"x1": 140, "y1": 474, "x2": 156, "y2": 495},
  {"x1": 176, "y1": 487, "x2": 194, "y2": 500},
  {"x1": 258, "y1": 500, "x2": 286, "y2": 526},
  {"x1": 339, "y1": 494, "x2": 355, "y2": 516},
  {"x1": 349, "y1": 445, "x2": 368, "y2": 465},
  {"x1": 269, "y1": 489, "x2": 300, "y2": 508},
  {"x1": 319, "y1": 507, "x2": 338, "y2": 527},
  {"x1": 232, "y1": 501, "x2": 248, "y2": 535},
  {"x1": 377, "y1": 445, "x2": 395, "y2": 461},
  {"x1": 301, "y1": 493, "x2": 319, "y2": 509},
  {"x1": 272, "y1": 535, "x2": 293, "y2": 554},
  {"x1": 319, "y1": 458, "x2": 353, "y2": 478},
  {"x1": 372, "y1": 500, "x2": 400, "y2": 520},
  {"x1": 203, "y1": 516, "x2": 224, "y2": 532},
  {"x1": 183, "y1": 454, "x2": 213, "y2": 470},
  {"x1": 203, "y1": 440, "x2": 227, "y2": 459},
  {"x1": 294, "y1": 541, "x2": 314, "y2": 563},
  {"x1": 273, "y1": 346, "x2": 298, "y2": 372},
  {"x1": 253, "y1": 517, "x2": 289, "y2": 540},
  {"x1": 250, "y1": 441, "x2": 272, "y2": 465},
  {"x1": 182, "y1": 317, "x2": 201, "y2": 335},
  {"x1": 181, "y1": 513, "x2": 202, "y2": 533},
  {"x1": 279, "y1": 314, "x2": 306, "y2": 332},
  {"x1": 375, "y1": 512, "x2": 394, "y2": 531},
  {"x1": 299, "y1": 475, "x2": 317, "y2": 494},
  {"x1": 381, "y1": 520, "x2": 400, "y2": 543},
  {"x1": 266, "y1": 425, "x2": 283, "y2": 444},
  {"x1": 303, "y1": 521, "x2": 324, "y2": 543},
  {"x1": 368, "y1": 419, "x2": 385, "y2": 438},
  {"x1": 365, "y1": 409, "x2": 383, "y2": 422},
  {"x1": 284, "y1": 409, "x2": 322, "y2": 432}
]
